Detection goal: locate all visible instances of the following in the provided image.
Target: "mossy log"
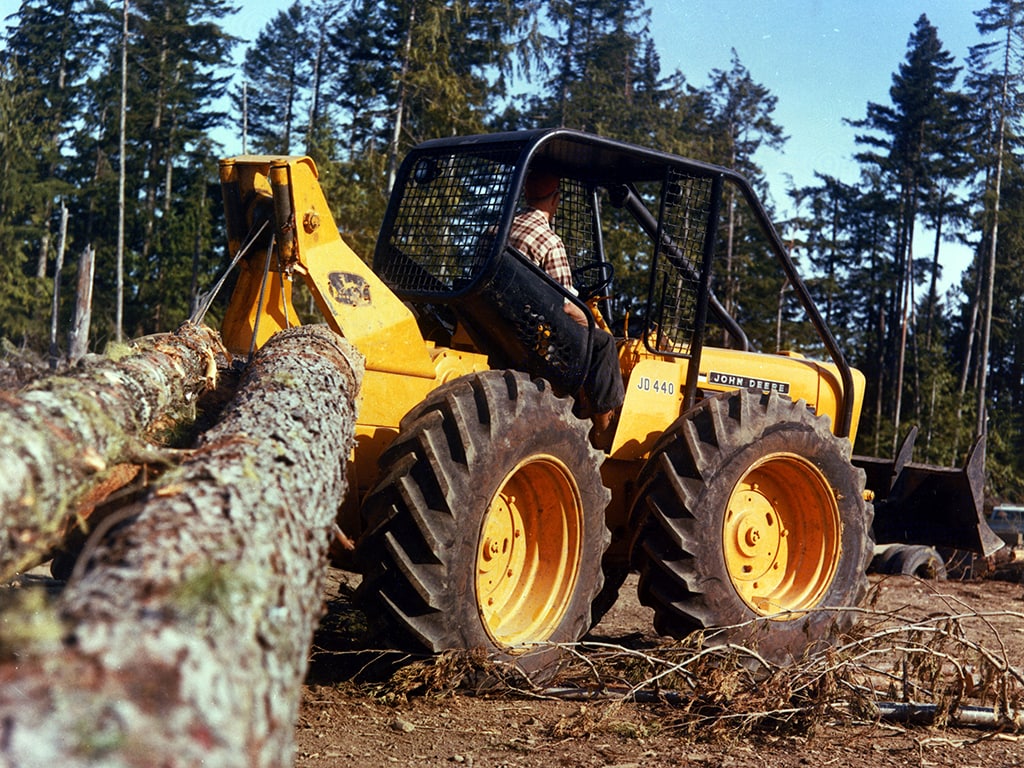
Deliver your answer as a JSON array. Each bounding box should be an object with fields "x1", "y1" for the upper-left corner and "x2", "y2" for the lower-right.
[
  {"x1": 0, "y1": 325, "x2": 363, "y2": 767},
  {"x1": 0, "y1": 322, "x2": 226, "y2": 579}
]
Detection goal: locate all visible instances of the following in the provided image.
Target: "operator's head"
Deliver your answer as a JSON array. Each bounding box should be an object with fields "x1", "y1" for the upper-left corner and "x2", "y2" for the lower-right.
[{"x1": 524, "y1": 169, "x2": 561, "y2": 211}]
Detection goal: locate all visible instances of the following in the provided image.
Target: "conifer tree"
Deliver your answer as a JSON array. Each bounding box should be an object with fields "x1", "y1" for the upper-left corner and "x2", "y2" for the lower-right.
[
  {"x1": 0, "y1": 62, "x2": 49, "y2": 344},
  {"x1": 536, "y1": 0, "x2": 652, "y2": 135},
  {"x1": 847, "y1": 14, "x2": 963, "y2": 447},
  {"x1": 955, "y1": 0, "x2": 1024, "y2": 492},
  {"x1": 53, "y1": 0, "x2": 239, "y2": 340},
  {"x1": 701, "y1": 51, "x2": 786, "y2": 343},
  {"x1": 0, "y1": 0, "x2": 101, "y2": 346},
  {"x1": 234, "y1": 2, "x2": 309, "y2": 155},
  {"x1": 2, "y1": 0, "x2": 93, "y2": 278}
]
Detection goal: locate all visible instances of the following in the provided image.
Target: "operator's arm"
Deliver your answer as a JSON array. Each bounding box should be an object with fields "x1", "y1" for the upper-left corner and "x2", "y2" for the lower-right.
[
  {"x1": 545, "y1": 235, "x2": 591, "y2": 327},
  {"x1": 563, "y1": 299, "x2": 589, "y2": 327}
]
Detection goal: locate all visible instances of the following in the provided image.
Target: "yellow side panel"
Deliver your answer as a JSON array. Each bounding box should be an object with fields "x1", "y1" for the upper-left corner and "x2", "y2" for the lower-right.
[
  {"x1": 697, "y1": 347, "x2": 865, "y2": 443},
  {"x1": 285, "y1": 158, "x2": 437, "y2": 378},
  {"x1": 610, "y1": 357, "x2": 686, "y2": 460},
  {"x1": 609, "y1": 344, "x2": 865, "y2": 461}
]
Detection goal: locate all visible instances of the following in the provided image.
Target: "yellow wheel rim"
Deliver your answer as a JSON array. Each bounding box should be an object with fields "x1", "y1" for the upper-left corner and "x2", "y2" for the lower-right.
[
  {"x1": 722, "y1": 453, "x2": 841, "y2": 618},
  {"x1": 476, "y1": 456, "x2": 584, "y2": 648}
]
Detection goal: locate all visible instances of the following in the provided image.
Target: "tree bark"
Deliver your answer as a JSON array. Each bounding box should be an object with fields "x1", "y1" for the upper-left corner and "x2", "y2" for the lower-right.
[
  {"x1": 48, "y1": 199, "x2": 70, "y2": 369},
  {"x1": 0, "y1": 321, "x2": 224, "y2": 579},
  {"x1": 0, "y1": 325, "x2": 363, "y2": 767}
]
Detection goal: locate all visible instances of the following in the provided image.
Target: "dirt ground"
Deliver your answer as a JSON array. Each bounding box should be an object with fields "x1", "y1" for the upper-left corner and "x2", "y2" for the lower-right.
[{"x1": 296, "y1": 569, "x2": 1024, "y2": 768}]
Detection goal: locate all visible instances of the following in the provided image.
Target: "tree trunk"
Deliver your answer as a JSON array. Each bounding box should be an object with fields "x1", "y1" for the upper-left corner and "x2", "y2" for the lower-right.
[
  {"x1": 0, "y1": 325, "x2": 363, "y2": 767},
  {"x1": 115, "y1": 0, "x2": 128, "y2": 342},
  {"x1": 387, "y1": 1, "x2": 415, "y2": 194},
  {"x1": 0, "y1": 322, "x2": 224, "y2": 579},
  {"x1": 48, "y1": 200, "x2": 70, "y2": 369},
  {"x1": 976, "y1": 19, "x2": 1014, "y2": 442}
]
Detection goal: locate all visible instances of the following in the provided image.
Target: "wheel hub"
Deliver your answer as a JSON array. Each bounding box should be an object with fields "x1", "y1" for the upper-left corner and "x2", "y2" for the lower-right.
[
  {"x1": 723, "y1": 453, "x2": 841, "y2": 618},
  {"x1": 728, "y1": 488, "x2": 785, "y2": 578},
  {"x1": 476, "y1": 456, "x2": 584, "y2": 647},
  {"x1": 477, "y1": 492, "x2": 525, "y2": 608}
]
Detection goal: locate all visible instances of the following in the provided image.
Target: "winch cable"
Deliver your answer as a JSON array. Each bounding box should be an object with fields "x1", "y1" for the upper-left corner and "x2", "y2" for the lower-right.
[
  {"x1": 189, "y1": 219, "x2": 270, "y2": 326},
  {"x1": 247, "y1": 231, "x2": 277, "y2": 364}
]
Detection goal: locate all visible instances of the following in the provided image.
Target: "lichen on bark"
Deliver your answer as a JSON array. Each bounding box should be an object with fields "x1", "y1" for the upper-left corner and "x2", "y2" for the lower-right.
[
  {"x1": 0, "y1": 322, "x2": 225, "y2": 579},
  {"x1": 0, "y1": 325, "x2": 363, "y2": 767}
]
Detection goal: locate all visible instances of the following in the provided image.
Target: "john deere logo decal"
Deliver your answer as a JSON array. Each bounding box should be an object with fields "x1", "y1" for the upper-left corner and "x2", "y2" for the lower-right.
[
  {"x1": 708, "y1": 371, "x2": 790, "y2": 395},
  {"x1": 328, "y1": 271, "x2": 371, "y2": 307}
]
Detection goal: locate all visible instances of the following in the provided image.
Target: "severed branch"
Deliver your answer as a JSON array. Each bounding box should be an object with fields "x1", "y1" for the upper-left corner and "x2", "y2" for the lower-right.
[
  {"x1": 0, "y1": 325, "x2": 364, "y2": 767},
  {"x1": 355, "y1": 597, "x2": 1024, "y2": 738}
]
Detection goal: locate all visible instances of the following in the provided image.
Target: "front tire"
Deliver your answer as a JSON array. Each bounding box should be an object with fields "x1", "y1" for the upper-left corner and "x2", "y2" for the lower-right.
[
  {"x1": 356, "y1": 370, "x2": 611, "y2": 677},
  {"x1": 629, "y1": 389, "x2": 873, "y2": 663}
]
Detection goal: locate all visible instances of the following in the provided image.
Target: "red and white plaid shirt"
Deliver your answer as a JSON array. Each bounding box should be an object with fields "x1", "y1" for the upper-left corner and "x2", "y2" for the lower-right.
[{"x1": 508, "y1": 208, "x2": 576, "y2": 292}]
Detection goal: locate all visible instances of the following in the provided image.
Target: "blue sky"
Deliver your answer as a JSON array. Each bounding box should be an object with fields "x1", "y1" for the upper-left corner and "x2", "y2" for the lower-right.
[{"x1": 646, "y1": 1, "x2": 983, "y2": 213}]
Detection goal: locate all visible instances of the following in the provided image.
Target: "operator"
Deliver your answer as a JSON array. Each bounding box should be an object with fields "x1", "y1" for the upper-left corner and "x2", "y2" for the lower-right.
[{"x1": 508, "y1": 169, "x2": 624, "y2": 450}]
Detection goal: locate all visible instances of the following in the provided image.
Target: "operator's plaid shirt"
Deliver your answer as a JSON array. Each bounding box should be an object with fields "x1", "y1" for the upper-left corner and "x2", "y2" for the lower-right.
[{"x1": 508, "y1": 208, "x2": 576, "y2": 292}]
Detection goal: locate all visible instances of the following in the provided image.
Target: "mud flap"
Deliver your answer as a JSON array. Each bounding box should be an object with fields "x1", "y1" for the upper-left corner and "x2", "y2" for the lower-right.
[{"x1": 853, "y1": 427, "x2": 1005, "y2": 557}]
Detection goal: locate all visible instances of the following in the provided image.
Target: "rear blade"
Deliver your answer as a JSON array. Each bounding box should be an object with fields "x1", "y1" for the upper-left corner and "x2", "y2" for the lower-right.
[{"x1": 854, "y1": 427, "x2": 1004, "y2": 557}]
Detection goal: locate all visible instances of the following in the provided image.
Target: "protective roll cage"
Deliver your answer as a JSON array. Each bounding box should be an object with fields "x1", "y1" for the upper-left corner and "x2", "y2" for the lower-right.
[{"x1": 373, "y1": 128, "x2": 856, "y2": 439}]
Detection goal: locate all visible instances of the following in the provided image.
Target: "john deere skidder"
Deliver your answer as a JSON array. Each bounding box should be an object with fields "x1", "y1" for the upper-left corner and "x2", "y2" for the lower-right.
[{"x1": 216, "y1": 129, "x2": 1000, "y2": 675}]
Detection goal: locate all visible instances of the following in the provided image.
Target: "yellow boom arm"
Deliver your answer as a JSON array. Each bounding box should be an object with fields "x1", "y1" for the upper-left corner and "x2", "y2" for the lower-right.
[{"x1": 218, "y1": 155, "x2": 435, "y2": 378}]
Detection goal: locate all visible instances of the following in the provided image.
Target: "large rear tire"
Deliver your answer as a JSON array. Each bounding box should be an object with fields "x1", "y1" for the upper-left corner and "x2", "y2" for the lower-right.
[
  {"x1": 356, "y1": 370, "x2": 611, "y2": 678},
  {"x1": 629, "y1": 389, "x2": 873, "y2": 663}
]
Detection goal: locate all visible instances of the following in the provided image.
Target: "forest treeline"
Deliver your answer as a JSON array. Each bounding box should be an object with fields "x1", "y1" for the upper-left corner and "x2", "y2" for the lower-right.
[{"x1": 2, "y1": 0, "x2": 1024, "y2": 498}]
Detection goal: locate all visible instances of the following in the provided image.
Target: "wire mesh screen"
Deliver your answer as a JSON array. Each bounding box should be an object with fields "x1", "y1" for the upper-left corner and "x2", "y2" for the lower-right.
[
  {"x1": 549, "y1": 179, "x2": 596, "y2": 277},
  {"x1": 647, "y1": 168, "x2": 715, "y2": 357},
  {"x1": 378, "y1": 148, "x2": 518, "y2": 296}
]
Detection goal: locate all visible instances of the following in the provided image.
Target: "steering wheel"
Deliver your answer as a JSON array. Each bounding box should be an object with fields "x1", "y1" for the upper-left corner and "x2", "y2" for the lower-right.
[{"x1": 573, "y1": 261, "x2": 615, "y2": 300}]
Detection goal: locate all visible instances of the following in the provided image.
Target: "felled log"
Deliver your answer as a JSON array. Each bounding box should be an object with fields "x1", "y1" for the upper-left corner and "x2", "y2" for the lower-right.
[
  {"x1": 0, "y1": 325, "x2": 363, "y2": 767},
  {"x1": 0, "y1": 322, "x2": 223, "y2": 579}
]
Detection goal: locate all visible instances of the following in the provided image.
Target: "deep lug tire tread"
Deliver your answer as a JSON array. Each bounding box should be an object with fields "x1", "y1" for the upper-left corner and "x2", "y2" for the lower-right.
[
  {"x1": 356, "y1": 370, "x2": 611, "y2": 675},
  {"x1": 630, "y1": 389, "x2": 874, "y2": 662}
]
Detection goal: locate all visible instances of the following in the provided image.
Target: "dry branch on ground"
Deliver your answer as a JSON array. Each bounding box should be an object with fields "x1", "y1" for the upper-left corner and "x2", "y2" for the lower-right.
[
  {"x1": 345, "y1": 585, "x2": 1024, "y2": 740},
  {"x1": 0, "y1": 325, "x2": 364, "y2": 768}
]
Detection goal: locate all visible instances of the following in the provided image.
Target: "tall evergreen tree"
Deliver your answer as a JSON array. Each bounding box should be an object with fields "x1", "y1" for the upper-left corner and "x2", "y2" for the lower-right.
[
  {"x1": 701, "y1": 50, "x2": 786, "y2": 333},
  {"x1": 234, "y1": 2, "x2": 309, "y2": 155},
  {"x1": 324, "y1": 0, "x2": 536, "y2": 193},
  {"x1": 2, "y1": 0, "x2": 94, "y2": 278},
  {"x1": 962, "y1": 0, "x2": 1024, "y2": 442},
  {"x1": 533, "y1": 0, "x2": 653, "y2": 135},
  {"x1": 847, "y1": 14, "x2": 963, "y2": 447},
  {"x1": 0, "y1": 0, "x2": 101, "y2": 346},
  {"x1": 955, "y1": 0, "x2": 1024, "y2": 493},
  {"x1": 0, "y1": 61, "x2": 50, "y2": 344},
  {"x1": 63, "y1": 0, "x2": 238, "y2": 339}
]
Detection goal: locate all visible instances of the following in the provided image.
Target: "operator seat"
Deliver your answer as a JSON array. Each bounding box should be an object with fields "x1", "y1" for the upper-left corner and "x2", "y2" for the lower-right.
[{"x1": 452, "y1": 245, "x2": 595, "y2": 398}]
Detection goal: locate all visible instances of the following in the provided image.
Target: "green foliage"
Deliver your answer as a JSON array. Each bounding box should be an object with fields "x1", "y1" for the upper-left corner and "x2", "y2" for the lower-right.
[
  {"x1": 7, "y1": 0, "x2": 1024, "y2": 489},
  {"x1": 778, "y1": 15, "x2": 995, "y2": 465},
  {"x1": 233, "y1": 1, "x2": 309, "y2": 155}
]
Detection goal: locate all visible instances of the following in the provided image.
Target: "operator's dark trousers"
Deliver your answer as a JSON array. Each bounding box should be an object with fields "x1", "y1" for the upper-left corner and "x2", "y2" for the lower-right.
[{"x1": 581, "y1": 329, "x2": 624, "y2": 415}]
